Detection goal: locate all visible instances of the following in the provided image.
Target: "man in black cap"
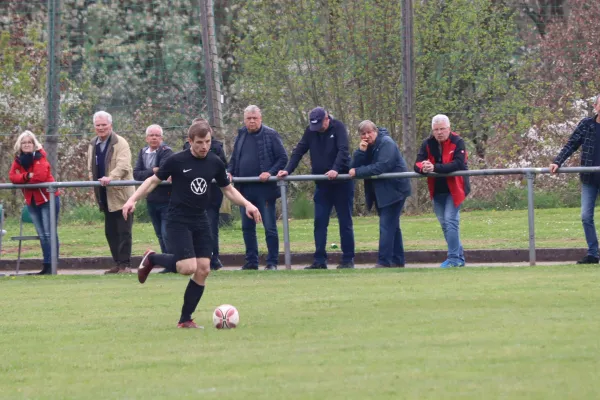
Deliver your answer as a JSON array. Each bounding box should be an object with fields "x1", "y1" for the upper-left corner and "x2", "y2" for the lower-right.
[{"x1": 277, "y1": 107, "x2": 355, "y2": 269}]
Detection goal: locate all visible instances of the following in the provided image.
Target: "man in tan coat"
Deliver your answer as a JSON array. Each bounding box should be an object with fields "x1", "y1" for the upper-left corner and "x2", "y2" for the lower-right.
[{"x1": 88, "y1": 111, "x2": 136, "y2": 274}]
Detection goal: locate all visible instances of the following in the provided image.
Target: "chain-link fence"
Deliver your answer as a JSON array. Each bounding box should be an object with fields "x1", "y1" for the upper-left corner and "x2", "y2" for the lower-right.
[{"x1": 0, "y1": 0, "x2": 598, "y2": 218}]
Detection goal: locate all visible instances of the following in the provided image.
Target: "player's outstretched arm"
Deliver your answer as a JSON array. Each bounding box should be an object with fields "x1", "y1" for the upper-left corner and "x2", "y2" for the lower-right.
[
  {"x1": 122, "y1": 175, "x2": 162, "y2": 220},
  {"x1": 221, "y1": 185, "x2": 262, "y2": 223}
]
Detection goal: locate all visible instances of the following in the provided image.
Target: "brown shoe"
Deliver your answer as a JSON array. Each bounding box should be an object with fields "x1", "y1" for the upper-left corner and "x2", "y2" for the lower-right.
[
  {"x1": 118, "y1": 267, "x2": 132, "y2": 274},
  {"x1": 137, "y1": 249, "x2": 156, "y2": 284},
  {"x1": 104, "y1": 266, "x2": 121, "y2": 275}
]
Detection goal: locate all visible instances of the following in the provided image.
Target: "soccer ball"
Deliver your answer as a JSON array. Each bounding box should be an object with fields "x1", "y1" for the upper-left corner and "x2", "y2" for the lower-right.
[{"x1": 212, "y1": 304, "x2": 239, "y2": 329}]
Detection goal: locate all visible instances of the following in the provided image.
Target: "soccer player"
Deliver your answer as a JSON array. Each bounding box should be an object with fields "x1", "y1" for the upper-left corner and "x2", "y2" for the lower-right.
[{"x1": 122, "y1": 121, "x2": 262, "y2": 329}]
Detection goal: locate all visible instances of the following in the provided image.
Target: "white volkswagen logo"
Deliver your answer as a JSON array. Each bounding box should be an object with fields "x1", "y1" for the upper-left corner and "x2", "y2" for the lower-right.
[{"x1": 190, "y1": 177, "x2": 207, "y2": 195}]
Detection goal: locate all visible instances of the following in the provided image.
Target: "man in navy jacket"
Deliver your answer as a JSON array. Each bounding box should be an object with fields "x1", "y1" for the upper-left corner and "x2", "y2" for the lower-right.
[
  {"x1": 350, "y1": 120, "x2": 411, "y2": 268},
  {"x1": 228, "y1": 105, "x2": 288, "y2": 270},
  {"x1": 277, "y1": 107, "x2": 355, "y2": 269},
  {"x1": 133, "y1": 124, "x2": 173, "y2": 254}
]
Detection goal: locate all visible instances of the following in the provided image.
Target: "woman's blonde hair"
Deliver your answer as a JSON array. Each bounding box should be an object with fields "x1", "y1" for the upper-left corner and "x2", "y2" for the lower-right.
[{"x1": 14, "y1": 130, "x2": 43, "y2": 155}]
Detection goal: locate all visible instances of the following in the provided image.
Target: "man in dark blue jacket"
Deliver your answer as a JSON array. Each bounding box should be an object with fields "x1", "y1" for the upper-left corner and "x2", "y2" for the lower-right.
[
  {"x1": 183, "y1": 118, "x2": 228, "y2": 271},
  {"x1": 133, "y1": 124, "x2": 173, "y2": 255},
  {"x1": 228, "y1": 105, "x2": 288, "y2": 270},
  {"x1": 350, "y1": 120, "x2": 411, "y2": 268},
  {"x1": 277, "y1": 107, "x2": 355, "y2": 269}
]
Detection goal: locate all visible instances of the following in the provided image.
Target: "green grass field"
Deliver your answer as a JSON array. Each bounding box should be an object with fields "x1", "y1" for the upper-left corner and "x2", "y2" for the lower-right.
[
  {"x1": 0, "y1": 207, "x2": 590, "y2": 259},
  {"x1": 2, "y1": 266, "x2": 599, "y2": 399}
]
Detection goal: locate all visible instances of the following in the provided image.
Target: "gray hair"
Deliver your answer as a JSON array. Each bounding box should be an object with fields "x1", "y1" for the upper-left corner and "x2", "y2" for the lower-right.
[
  {"x1": 93, "y1": 110, "x2": 113, "y2": 125},
  {"x1": 244, "y1": 105, "x2": 262, "y2": 115},
  {"x1": 431, "y1": 114, "x2": 450, "y2": 129},
  {"x1": 145, "y1": 124, "x2": 163, "y2": 136},
  {"x1": 14, "y1": 130, "x2": 43, "y2": 155},
  {"x1": 358, "y1": 120, "x2": 377, "y2": 133}
]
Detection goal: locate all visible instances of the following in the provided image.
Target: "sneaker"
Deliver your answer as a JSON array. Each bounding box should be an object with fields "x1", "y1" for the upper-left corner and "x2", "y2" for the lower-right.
[
  {"x1": 138, "y1": 249, "x2": 156, "y2": 284},
  {"x1": 440, "y1": 260, "x2": 461, "y2": 269},
  {"x1": 336, "y1": 262, "x2": 355, "y2": 269},
  {"x1": 104, "y1": 266, "x2": 121, "y2": 275},
  {"x1": 210, "y1": 259, "x2": 224, "y2": 271},
  {"x1": 241, "y1": 263, "x2": 259, "y2": 270},
  {"x1": 304, "y1": 263, "x2": 327, "y2": 270},
  {"x1": 265, "y1": 264, "x2": 277, "y2": 270},
  {"x1": 576, "y1": 255, "x2": 599, "y2": 264},
  {"x1": 177, "y1": 320, "x2": 204, "y2": 329}
]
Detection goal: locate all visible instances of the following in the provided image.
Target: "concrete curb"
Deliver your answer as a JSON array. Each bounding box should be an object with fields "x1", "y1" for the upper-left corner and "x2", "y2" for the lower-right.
[{"x1": 0, "y1": 248, "x2": 585, "y2": 271}]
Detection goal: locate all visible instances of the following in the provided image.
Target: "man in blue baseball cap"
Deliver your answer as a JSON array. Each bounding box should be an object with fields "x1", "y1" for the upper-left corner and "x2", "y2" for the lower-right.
[{"x1": 277, "y1": 107, "x2": 355, "y2": 269}]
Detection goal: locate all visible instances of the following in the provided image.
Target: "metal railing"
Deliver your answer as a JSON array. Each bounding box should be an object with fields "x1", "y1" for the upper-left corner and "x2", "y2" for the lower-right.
[{"x1": 1, "y1": 166, "x2": 596, "y2": 274}]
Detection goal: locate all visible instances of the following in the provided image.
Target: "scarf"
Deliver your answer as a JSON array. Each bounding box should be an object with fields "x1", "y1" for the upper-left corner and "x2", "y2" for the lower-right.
[{"x1": 18, "y1": 152, "x2": 35, "y2": 170}]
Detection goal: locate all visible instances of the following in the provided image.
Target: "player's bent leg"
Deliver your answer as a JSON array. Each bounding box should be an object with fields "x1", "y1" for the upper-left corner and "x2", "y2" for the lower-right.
[
  {"x1": 193, "y1": 257, "x2": 211, "y2": 285},
  {"x1": 176, "y1": 258, "x2": 198, "y2": 275}
]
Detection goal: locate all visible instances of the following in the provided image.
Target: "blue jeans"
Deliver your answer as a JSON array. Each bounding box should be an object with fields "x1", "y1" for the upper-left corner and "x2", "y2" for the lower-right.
[
  {"x1": 147, "y1": 201, "x2": 169, "y2": 253},
  {"x1": 313, "y1": 181, "x2": 355, "y2": 264},
  {"x1": 239, "y1": 190, "x2": 279, "y2": 266},
  {"x1": 376, "y1": 199, "x2": 406, "y2": 266},
  {"x1": 28, "y1": 197, "x2": 60, "y2": 264},
  {"x1": 207, "y1": 206, "x2": 220, "y2": 263},
  {"x1": 433, "y1": 193, "x2": 465, "y2": 264},
  {"x1": 581, "y1": 183, "x2": 600, "y2": 257}
]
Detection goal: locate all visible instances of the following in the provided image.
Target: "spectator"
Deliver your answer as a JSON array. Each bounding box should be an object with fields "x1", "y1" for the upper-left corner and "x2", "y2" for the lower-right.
[
  {"x1": 277, "y1": 107, "x2": 355, "y2": 269},
  {"x1": 87, "y1": 111, "x2": 135, "y2": 274},
  {"x1": 9, "y1": 130, "x2": 61, "y2": 275},
  {"x1": 228, "y1": 105, "x2": 288, "y2": 270},
  {"x1": 550, "y1": 95, "x2": 600, "y2": 264},
  {"x1": 183, "y1": 117, "x2": 228, "y2": 270},
  {"x1": 133, "y1": 124, "x2": 173, "y2": 255},
  {"x1": 415, "y1": 114, "x2": 469, "y2": 268},
  {"x1": 350, "y1": 120, "x2": 411, "y2": 268}
]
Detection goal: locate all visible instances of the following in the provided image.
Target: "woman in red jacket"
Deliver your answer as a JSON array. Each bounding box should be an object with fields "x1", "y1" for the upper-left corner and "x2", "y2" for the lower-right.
[{"x1": 9, "y1": 130, "x2": 61, "y2": 275}]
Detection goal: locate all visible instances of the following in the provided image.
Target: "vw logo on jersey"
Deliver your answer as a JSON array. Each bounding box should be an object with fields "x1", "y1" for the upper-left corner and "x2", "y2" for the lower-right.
[{"x1": 190, "y1": 177, "x2": 207, "y2": 195}]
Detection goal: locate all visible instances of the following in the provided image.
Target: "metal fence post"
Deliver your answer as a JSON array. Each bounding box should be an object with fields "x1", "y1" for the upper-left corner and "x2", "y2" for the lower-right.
[
  {"x1": 49, "y1": 186, "x2": 58, "y2": 275},
  {"x1": 526, "y1": 172, "x2": 536, "y2": 266},
  {"x1": 278, "y1": 180, "x2": 292, "y2": 269}
]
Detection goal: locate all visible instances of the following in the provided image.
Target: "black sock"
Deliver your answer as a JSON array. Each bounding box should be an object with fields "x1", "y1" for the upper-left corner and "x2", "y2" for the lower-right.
[
  {"x1": 150, "y1": 253, "x2": 176, "y2": 271},
  {"x1": 179, "y1": 279, "x2": 205, "y2": 323}
]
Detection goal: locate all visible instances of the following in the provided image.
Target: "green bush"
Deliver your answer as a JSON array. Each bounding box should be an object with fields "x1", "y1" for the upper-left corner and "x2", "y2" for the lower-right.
[
  {"x1": 61, "y1": 204, "x2": 104, "y2": 223},
  {"x1": 463, "y1": 183, "x2": 581, "y2": 211},
  {"x1": 291, "y1": 194, "x2": 314, "y2": 219},
  {"x1": 61, "y1": 201, "x2": 151, "y2": 223}
]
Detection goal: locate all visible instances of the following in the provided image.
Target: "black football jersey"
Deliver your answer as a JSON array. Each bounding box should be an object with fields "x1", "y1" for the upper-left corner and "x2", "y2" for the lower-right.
[{"x1": 155, "y1": 150, "x2": 229, "y2": 218}]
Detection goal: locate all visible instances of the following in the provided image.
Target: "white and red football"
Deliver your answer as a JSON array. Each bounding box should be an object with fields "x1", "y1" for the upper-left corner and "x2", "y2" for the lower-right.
[{"x1": 212, "y1": 304, "x2": 239, "y2": 329}]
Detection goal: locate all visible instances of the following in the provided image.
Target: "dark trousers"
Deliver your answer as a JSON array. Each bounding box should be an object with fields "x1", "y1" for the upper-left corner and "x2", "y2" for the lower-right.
[
  {"x1": 207, "y1": 206, "x2": 220, "y2": 264},
  {"x1": 238, "y1": 186, "x2": 279, "y2": 266},
  {"x1": 104, "y1": 210, "x2": 133, "y2": 266},
  {"x1": 376, "y1": 199, "x2": 406, "y2": 266},
  {"x1": 147, "y1": 201, "x2": 169, "y2": 253},
  {"x1": 313, "y1": 181, "x2": 355, "y2": 264}
]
